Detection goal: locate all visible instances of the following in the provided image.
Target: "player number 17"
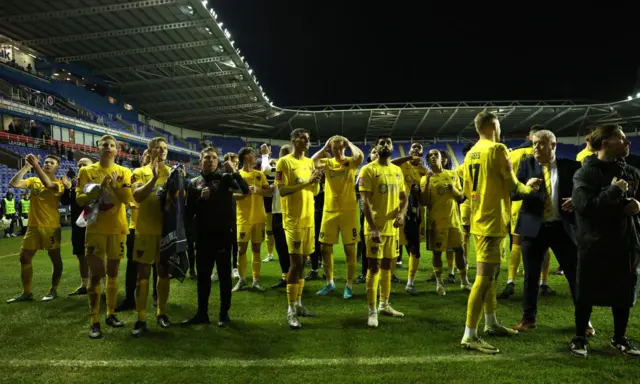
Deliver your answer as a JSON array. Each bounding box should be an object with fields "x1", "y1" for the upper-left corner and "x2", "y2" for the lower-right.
[{"x1": 469, "y1": 164, "x2": 480, "y2": 192}]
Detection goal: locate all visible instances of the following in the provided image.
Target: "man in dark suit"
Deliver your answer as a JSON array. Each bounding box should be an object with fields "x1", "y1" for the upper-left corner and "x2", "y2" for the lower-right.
[{"x1": 510, "y1": 129, "x2": 591, "y2": 332}]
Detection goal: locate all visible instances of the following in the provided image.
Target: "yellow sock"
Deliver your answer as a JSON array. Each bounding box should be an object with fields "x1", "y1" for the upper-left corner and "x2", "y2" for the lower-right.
[
  {"x1": 89, "y1": 285, "x2": 100, "y2": 324},
  {"x1": 446, "y1": 251, "x2": 454, "y2": 271},
  {"x1": 508, "y1": 244, "x2": 522, "y2": 281},
  {"x1": 281, "y1": 273, "x2": 287, "y2": 281},
  {"x1": 286, "y1": 283, "x2": 298, "y2": 307},
  {"x1": 483, "y1": 278, "x2": 498, "y2": 315},
  {"x1": 463, "y1": 232, "x2": 471, "y2": 256},
  {"x1": 433, "y1": 266, "x2": 443, "y2": 278},
  {"x1": 465, "y1": 275, "x2": 491, "y2": 328},
  {"x1": 238, "y1": 252, "x2": 247, "y2": 280},
  {"x1": 21, "y1": 264, "x2": 33, "y2": 294},
  {"x1": 136, "y1": 279, "x2": 149, "y2": 322},
  {"x1": 408, "y1": 253, "x2": 420, "y2": 280},
  {"x1": 365, "y1": 269, "x2": 380, "y2": 309},
  {"x1": 266, "y1": 235, "x2": 275, "y2": 255},
  {"x1": 106, "y1": 277, "x2": 118, "y2": 316},
  {"x1": 459, "y1": 268, "x2": 468, "y2": 282},
  {"x1": 297, "y1": 279, "x2": 305, "y2": 301},
  {"x1": 345, "y1": 247, "x2": 357, "y2": 287},
  {"x1": 156, "y1": 277, "x2": 170, "y2": 317},
  {"x1": 379, "y1": 268, "x2": 391, "y2": 304},
  {"x1": 323, "y1": 249, "x2": 334, "y2": 282},
  {"x1": 540, "y1": 251, "x2": 551, "y2": 281},
  {"x1": 251, "y1": 250, "x2": 261, "y2": 281}
]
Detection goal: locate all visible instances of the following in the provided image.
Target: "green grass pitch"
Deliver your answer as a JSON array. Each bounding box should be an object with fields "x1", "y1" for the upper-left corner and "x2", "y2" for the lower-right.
[{"x1": 0, "y1": 229, "x2": 637, "y2": 383}]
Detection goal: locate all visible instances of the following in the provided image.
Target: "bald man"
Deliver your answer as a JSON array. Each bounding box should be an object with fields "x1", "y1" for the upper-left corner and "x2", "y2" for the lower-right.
[{"x1": 69, "y1": 158, "x2": 94, "y2": 295}]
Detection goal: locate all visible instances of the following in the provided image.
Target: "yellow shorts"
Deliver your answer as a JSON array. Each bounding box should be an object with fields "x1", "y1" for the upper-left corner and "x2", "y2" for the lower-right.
[
  {"x1": 85, "y1": 233, "x2": 126, "y2": 260},
  {"x1": 133, "y1": 234, "x2": 160, "y2": 265},
  {"x1": 237, "y1": 223, "x2": 266, "y2": 243},
  {"x1": 365, "y1": 235, "x2": 399, "y2": 260},
  {"x1": 319, "y1": 210, "x2": 359, "y2": 245},
  {"x1": 473, "y1": 235, "x2": 504, "y2": 264},
  {"x1": 510, "y1": 211, "x2": 519, "y2": 235},
  {"x1": 285, "y1": 227, "x2": 315, "y2": 256},
  {"x1": 265, "y1": 212, "x2": 273, "y2": 234},
  {"x1": 460, "y1": 200, "x2": 471, "y2": 228},
  {"x1": 22, "y1": 227, "x2": 61, "y2": 251},
  {"x1": 428, "y1": 227, "x2": 463, "y2": 252}
]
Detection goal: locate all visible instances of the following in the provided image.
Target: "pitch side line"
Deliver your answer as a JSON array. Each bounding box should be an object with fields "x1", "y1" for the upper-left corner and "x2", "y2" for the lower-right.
[
  {"x1": 0, "y1": 242, "x2": 71, "y2": 259},
  {"x1": 2, "y1": 353, "x2": 547, "y2": 368}
]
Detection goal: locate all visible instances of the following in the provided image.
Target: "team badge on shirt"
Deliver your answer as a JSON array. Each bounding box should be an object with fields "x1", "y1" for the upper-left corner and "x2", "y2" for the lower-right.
[{"x1": 379, "y1": 184, "x2": 388, "y2": 194}]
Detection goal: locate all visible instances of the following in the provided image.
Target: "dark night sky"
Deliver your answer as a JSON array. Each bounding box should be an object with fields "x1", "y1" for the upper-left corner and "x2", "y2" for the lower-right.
[{"x1": 212, "y1": 1, "x2": 640, "y2": 107}]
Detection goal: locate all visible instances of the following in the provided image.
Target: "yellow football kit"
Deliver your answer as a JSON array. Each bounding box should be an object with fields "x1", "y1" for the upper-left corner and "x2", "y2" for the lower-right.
[
  {"x1": 319, "y1": 156, "x2": 359, "y2": 245},
  {"x1": 131, "y1": 164, "x2": 171, "y2": 265},
  {"x1": 359, "y1": 161, "x2": 405, "y2": 259},
  {"x1": 236, "y1": 169, "x2": 269, "y2": 243},
  {"x1": 21, "y1": 177, "x2": 63, "y2": 251},
  {"x1": 422, "y1": 170, "x2": 463, "y2": 252},
  {"x1": 576, "y1": 147, "x2": 595, "y2": 163},
  {"x1": 275, "y1": 154, "x2": 317, "y2": 256},
  {"x1": 508, "y1": 146, "x2": 534, "y2": 234}
]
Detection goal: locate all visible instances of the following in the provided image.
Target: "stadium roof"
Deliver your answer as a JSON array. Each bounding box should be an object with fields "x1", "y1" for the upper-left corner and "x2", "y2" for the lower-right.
[{"x1": 1, "y1": 0, "x2": 639, "y2": 142}]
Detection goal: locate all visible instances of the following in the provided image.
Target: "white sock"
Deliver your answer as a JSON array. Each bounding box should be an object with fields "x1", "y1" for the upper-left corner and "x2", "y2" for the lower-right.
[
  {"x1": 368, "y1": 307, "x2": 377, "y2": 314},
  {"x1": 539, "y1": 279, "x2": 548, "y2": 286},
  {"x1": 296, "y1": 299, "x2": 302, "y2": 306},
  {"x1": 288, "y1": 305, "x2": 295, "y2": 313},
  {"x1": 436, "y1": 277, "x2": 444, "y2": 285},
  {"x1": 450, "y1": 268, "x2": 456, "y2": 275},
  {"x1": 253, "y1": 280, "x2": 259, "y2": 285},
  {"x1": 507, "y1": 279, "x2": 514, "y2": 284},
  {"x1": 328, "y1": 279, "x2": 335, "y2": 286},
  {"x1": 379, "y1": 300, "x2": 388, "y2": 307},
  {"x1": 407, "y1": 278, "x2": 414, "y2": 286},
  {"x1": 588, "y1": 321, "x2": 593, "y2": 328},
  {"x1": 464, "y1": 326, "x2": 478, "y2": 338},
  {"x1": 81, "y1": 278, "x2": 89, "y2": 287},
  {"x1": 485, "y1": 313, "x2": 498, "y2": 326}
]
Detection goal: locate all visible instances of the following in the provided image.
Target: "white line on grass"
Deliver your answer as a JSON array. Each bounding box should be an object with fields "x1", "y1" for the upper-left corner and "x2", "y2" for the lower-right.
[
  {"x1": 0, "y1": 242, "x2": 71, "y2": 260},
  {"x1": 2, "y1": 353, "x2": 548, "y2": 369}
]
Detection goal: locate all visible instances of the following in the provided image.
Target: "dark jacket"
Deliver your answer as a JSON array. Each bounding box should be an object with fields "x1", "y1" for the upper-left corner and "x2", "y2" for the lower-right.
[
  {"x1": 159, "y1": 165, "x2": 188, "y2": 280},
  {"x1": 404, "y1": 184, "x2": 422, "y2": 255},
  {"x1": 185, "y1": 169, "x2": 249, "y2": 242},
  {"x1": 572, "y1": 155, "x2": 640, "y2": 307},
  {"x1": 512, "y1": 156, "x2": 580, "y2": 240}
]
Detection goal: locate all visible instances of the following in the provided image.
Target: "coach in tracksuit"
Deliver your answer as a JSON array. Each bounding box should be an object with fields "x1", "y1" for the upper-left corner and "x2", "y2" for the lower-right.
[{"x1": 182, "y1": 147, "x2": 249, "y2": 328}]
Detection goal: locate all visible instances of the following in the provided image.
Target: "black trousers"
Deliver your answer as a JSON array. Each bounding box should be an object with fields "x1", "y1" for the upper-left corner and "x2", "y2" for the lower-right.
[
  {"x1": 310, "y1": 209, "x2": 323, "y2": 269},
  {"x1": 359, "y1": 211, "x2": 368, "y2": 275},
  {"x1": 124, "y1": 229, "x2": 157, "y2": 302},
  {"x1": 272, "y1": 213, "x2": 290, "y2": 275},
  {"x1": 186, "y1": 235, "x2": 196, "y2": 273},
  {"x1": 521, "y1": 221, "x2": 577, "y2": 322},
  {"x1": 575, "y1": 304, "x2": 630, "y2": 338},
  {"x1": 231, "y1": 230, "x2": 238, "y2": 269},
  {"x1": 71, "y1": 223, "x2": 86, "y2": 257},
  {"x1": 196, "y1": 232, "x2": 233, "y2": 315}
]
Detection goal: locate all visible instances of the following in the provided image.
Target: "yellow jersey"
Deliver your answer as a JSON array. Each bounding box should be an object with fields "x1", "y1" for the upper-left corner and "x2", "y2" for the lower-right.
[
  {"x1": 129, "y1": 205, "x2": 138, "y2": 230},
  {"x1": 463, "y1": 139, "x2": 530, "y2": 237},
  {"x1": 509, "y1": 146, "x2": 534, "y2": 216},
  {"x1": 358, "y1": 161, "x2": 406, "y2": 236},
  {"x1": 320, "y1": 156, "x2": 358, "y2": 212},
  {"x1": 421, "y1": 170, "x2": 461, "y2": 230},
  {"x1": 400, "y1": 161, "x2": 427, "y2": 191},
  {"x1": 576, "y1": 147, "x2": 595, "y2": 163},
  {"x1": 236, "y1": 169, "x2": 269, "y2": 225},
  {"x1": 275, "y1": 154, "x2": 316, "y2": 229},
  {"x1": 24, "y1": 177, "x2": 63, "y2": 228},
  {"x1": 132, "y1": 164, "x2": 171, "y2": 236},
  {"x1": 77, "y1": 162, "x2": 132, "y2": 235}
]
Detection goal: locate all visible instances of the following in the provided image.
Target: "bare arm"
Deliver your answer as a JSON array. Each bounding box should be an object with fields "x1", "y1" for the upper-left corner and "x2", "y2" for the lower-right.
[
  {"x1": 347, "y1": 140, "x2": 364, "y2": 167},
  {"x1": 360, "y1": 191, "x2": 377, "y2": 231},
  {"x1": 9, "y1": 164, "x2": 31, "y2": 189},
  {"x1": 26, "y1": 155, "x2": 56, "y2": 191}
]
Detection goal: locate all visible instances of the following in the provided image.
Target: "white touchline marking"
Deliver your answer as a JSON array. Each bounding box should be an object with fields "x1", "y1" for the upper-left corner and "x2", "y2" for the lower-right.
[
  {"x1": 0, "y1": 242, "x2": 71, "y2": 260},
  {"x1": 1, "y1": 353, "x2": 546, "y2": 368}
]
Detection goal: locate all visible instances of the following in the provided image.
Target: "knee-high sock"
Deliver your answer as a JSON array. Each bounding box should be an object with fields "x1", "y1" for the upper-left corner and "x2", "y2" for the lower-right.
[
  {"x1": 345, "y1": 248, "x2": 357, "y2": 287},
  {"x1": 483, "y1": 278, "x2": 498, "y2": 315},
  {"x1": 89, "y1": 285, "x2": 101, "y2": 324},
  {"x1": 446, "y1": 251, "x2": 455, "y2": 272},
  {"x1": 297, "y1": 279, "x2": 305, "y2": 304},
  {"x1": 156, "y1": 277, "x2": 170, "y2": 317},
  {"x1": 323, "y1": 249, "x2": 334, "y2": 282},
  {"x1": 366, "y1": 269, "x2": 381, "y2": 309},
  {"x1": 408, "y1": 253, "x2": 420, "y2": 281},
  {"x1": 266, "y1": 235, "x2": 275, "y2": 255},
  {"x1": 238, "y1": 251, "x2": 247, "y2": 280},
  {"x1": 507, "y1": 244, "x2": 521, "y2": 281},
  {"x1": 136, "y1": 279, "x2": 149, "y2": 322},
  {"x1": 463, "y1": 232, "x2": 471, "y2": 257},
  {"x1": 251, "y1": 250, "x2": 261, "y2": 281},
  {"x1": 379, "y1": 268, "x2": 391, "y2": 304},
  {"x1": 286, "y1": 283, "x2": 298, "y2": 308},
  {"x1": 540, "y1": 250, "x2": 551, "y2": 282},
  {"x1": 21, "y1": 264, "x2": 33, "y2": 294},
  {"x1": 106, "y1": 277, "x2": 118, "y2": 316},
  {"x1": 465, "y1": 275, "x2": 492, "y2": 329}
]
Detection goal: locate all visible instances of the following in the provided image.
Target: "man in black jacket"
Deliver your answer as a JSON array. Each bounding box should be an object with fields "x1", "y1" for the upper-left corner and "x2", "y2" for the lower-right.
[
  {"x1": 68, "y1": 158, "x2": 93, "y2": 296},
  {"x1": 182, "y1": 147, "x2": 249, "y2": 327},
  {"x1": 510, "y1": 130, "x2": 586, "y2": 332},
  {"x1": 571, "y1": 124, "x2": 640, "y2": 358}
]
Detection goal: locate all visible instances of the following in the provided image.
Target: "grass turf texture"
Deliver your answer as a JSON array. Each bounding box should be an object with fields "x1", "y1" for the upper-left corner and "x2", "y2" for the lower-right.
[{"x1": 0, "y1": 228, "x2": 637, "y2": 383}]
